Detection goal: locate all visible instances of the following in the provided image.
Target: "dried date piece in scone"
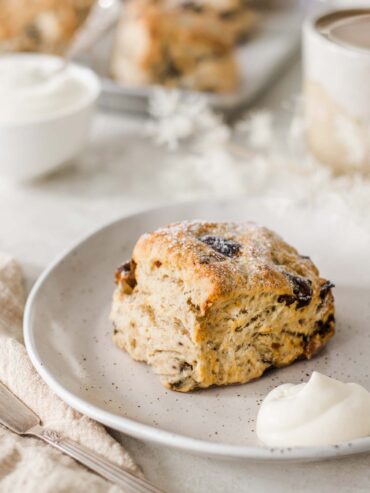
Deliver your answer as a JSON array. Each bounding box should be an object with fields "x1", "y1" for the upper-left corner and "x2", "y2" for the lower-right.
[{"x1": 110, "y1": 221, "x2": 335, "y2": 392}]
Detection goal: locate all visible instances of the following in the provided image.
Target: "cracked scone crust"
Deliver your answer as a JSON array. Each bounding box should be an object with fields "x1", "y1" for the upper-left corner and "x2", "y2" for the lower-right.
[
  {"x1": 140, "y1": 0, "x2": 258, "y2": 44},
  {"x1": 110, "y1": 221, "x2": 335, "y2": 392}
]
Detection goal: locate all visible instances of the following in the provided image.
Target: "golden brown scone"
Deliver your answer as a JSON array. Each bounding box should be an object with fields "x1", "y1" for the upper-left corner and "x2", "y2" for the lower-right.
[
  {"x1": 110, "y1": 221, "x2": 335, "y2": 392},
  {"x1": 0, "y1": 0, "x2": 94, "y2": 54},
  {"x1": 110, "y1": 0, "x2": 239, "y2": 93}
]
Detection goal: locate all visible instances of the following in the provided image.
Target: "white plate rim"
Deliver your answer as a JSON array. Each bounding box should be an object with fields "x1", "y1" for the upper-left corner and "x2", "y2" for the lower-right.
[{"x1": 24, "y1": 198, "x2": 370, "y2": 461}]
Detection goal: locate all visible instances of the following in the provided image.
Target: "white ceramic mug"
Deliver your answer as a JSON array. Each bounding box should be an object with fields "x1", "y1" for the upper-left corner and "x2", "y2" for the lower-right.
[{"x1": 303, "y1": 9, "x2": 370, "y2": 174}]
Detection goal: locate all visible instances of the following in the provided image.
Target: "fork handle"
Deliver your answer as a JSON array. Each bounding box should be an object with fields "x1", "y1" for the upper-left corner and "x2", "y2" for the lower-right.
[
  {"x1": 66, "y1": 0, "x2": 121, "y2": 61},
  {"x1": 28, "y1": 425, "x2": 164, "y2": 493}
]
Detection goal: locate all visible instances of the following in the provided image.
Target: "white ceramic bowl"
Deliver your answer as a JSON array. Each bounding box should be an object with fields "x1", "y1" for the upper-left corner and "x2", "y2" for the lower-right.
[{"x1": 0, "y1": 54, "x2": 101, "y2": 181}]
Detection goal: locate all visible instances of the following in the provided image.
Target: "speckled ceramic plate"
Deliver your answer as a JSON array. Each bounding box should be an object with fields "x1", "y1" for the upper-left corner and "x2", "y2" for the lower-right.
[{"x1": 24, "y1": 198, "x2": 370, "y2": 461}]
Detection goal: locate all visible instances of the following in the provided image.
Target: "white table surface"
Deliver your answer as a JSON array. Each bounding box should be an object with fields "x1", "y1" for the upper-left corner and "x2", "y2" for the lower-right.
[{"x1": 1, "y1": 59, "x2": 370, "y2": 493}]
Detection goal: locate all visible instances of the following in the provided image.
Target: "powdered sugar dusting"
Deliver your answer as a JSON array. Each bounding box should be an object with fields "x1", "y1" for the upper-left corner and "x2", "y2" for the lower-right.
[{"x1": 139, "y1": 219, "x2": 314, "y2": 294}]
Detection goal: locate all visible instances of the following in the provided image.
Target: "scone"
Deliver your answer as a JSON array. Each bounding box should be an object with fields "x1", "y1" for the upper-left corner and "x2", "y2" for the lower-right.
[
  {"x1": 111, "y1": 221, "x2": 335, "y2": 392},
  {"x1": 110, "y1": 1, "x2": 239, "y2": 93},
  {"x1": 0, "y1": 0, "x2": 94, "y2": 54}
]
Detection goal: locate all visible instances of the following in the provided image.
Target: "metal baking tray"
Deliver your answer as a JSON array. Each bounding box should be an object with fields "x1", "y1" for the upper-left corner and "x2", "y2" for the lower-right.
[{"x1": 80, "y1": 1, "x2": 303, "y2": 114}]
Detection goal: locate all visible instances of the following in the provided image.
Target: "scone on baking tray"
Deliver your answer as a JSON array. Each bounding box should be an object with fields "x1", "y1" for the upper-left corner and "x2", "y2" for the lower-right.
[
  {"x1": 110, "y1": 0, "x2": 239, "y2": 92},
  {"x1": 0, "y1": 0, "x2": 94, "y2": 54},
  {"x1": 110, "y1": 221, "x2": 335, "y2": 392}
]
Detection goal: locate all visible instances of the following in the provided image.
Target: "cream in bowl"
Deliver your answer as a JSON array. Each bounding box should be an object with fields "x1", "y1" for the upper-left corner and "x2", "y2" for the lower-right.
[{"x1": 0, "y1": 54, "x2": 100, "y2": 181}]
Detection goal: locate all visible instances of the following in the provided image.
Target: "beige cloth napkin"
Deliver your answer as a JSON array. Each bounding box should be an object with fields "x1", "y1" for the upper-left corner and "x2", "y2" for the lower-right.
[{"x1": 0, "y1": 254, "x2": 140, "y2": 493}]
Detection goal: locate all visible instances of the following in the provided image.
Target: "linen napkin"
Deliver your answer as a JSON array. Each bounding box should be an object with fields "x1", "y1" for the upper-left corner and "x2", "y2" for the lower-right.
[{"x1": 0, "y1": 253, "x2": 140, "y2": 493}]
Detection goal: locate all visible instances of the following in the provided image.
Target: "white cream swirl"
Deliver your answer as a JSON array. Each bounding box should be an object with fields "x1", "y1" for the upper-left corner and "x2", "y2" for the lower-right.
[
  {"x1": 0, "y1": 57, "x2": 93, "y2": 123},
  {"x1": 256, "y1": 372, "x2": 370, "y2": 447}
]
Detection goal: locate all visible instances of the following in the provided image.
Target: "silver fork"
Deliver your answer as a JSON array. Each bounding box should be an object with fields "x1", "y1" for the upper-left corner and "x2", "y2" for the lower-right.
[{"x1": 0, "y1": 381, "x2": 165, "y2": 493}]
